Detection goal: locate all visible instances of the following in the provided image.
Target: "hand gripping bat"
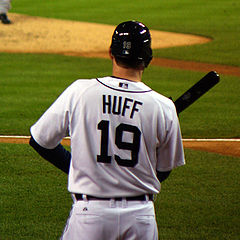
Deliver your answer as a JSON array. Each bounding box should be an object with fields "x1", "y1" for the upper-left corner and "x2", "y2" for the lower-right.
[{"x1": 174, "y1": 71, "x2": 220, "y2": 114}]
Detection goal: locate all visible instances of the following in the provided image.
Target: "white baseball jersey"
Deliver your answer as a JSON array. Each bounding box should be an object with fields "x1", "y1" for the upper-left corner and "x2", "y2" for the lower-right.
[{"x1": 31, "y1": 76, "x2": 185, "y2": 197}]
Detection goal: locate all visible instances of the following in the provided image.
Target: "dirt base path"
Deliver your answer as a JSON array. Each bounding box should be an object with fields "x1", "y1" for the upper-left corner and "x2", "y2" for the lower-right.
[
  {"x1": 0, "y1": 136, "x2": 239, "y2": 158},
  {"x1": 183, "y1": 139, "x2": 240, "y2": 158}
]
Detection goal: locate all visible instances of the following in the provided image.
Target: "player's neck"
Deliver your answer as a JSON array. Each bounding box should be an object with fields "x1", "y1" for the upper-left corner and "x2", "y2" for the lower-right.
[
  {"x1": 112, "y1": 70, "x2": 143, "y2": 82},
  {"x1": 112, "y1": 64, "x2": 143, "y2": 82}
]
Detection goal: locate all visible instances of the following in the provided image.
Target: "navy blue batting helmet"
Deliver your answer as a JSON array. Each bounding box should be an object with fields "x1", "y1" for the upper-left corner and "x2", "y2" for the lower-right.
[{"x1": 110, "y1": 21, "x2": 153, "y2": 68}]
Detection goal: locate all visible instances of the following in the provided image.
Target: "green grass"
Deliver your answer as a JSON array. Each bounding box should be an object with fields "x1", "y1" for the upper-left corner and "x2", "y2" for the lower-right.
[
  {"x1": 156, "y1": 150, "x2": 240, "y2": 240},
  {"x1": 0, "y1": 53, "x2": 111, "y2": 135},
  {"x1": 0, "y1": 143, "x2": 70, "y2": 239},
  {"x1": 0, "y1": 143, "x2": 239, "y2": 239},
  {"x1": 0, "y1": 53, "x2": 239, "y2": 138}
]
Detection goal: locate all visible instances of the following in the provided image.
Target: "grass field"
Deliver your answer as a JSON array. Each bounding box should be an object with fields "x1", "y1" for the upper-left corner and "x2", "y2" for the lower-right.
[
  {"x1": 0, "y1": 144, "x2": 239, "y2": 239},
  {"x1": 0, "y1": 0, "x2": 239, "y2": 239}
]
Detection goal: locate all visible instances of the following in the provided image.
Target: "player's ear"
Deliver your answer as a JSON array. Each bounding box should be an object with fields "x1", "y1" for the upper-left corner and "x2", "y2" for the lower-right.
[{"x1": 109, "y1": 48, "x2": 114, "y2": 60}]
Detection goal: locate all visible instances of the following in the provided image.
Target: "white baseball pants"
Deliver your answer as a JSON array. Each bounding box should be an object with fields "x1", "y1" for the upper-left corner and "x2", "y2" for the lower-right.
[
  {"x1": 0, "y1": 0, "x2": 11, "y2": 14},
  {"x1": 61, "y1": 196, "x2": 158, "y2": 240}
]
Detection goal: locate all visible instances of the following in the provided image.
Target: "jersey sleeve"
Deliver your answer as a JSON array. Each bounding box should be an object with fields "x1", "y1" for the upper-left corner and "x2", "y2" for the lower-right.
[
  {"x1": 156, "y1": 103, "x2": 185, "y2": 172},
  {"x1": 30, "y1": 83, "x2": 74, "y2": 149}
]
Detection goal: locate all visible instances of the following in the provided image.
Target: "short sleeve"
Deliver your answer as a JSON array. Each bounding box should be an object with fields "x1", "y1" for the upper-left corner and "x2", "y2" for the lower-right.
[
  {"x1": 156, "y1": 105, "x2": 185, "y2": 171},
  {"x1": 30, "y1": 84, "x2": 73, "y2": 149}
]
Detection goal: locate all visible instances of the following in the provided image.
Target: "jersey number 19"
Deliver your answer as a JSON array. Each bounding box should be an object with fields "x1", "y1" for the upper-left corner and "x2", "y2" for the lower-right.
[{"x1": 97, "y1": 120, "x2": 141, "y2": 167}]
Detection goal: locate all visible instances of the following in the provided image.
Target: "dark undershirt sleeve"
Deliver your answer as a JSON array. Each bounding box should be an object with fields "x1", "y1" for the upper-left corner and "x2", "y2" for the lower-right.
[
  {"x1": 29, "y1": 135, "x2": 71, "y2": 174},
  {"x1": 157, "y1": 170, "x2": 171, "y2": 183}
]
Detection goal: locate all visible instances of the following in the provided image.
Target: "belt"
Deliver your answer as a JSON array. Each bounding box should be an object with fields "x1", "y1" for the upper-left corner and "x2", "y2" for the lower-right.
[{"x1": 75, "y1": 194, "x2": 153, "y2": 201}]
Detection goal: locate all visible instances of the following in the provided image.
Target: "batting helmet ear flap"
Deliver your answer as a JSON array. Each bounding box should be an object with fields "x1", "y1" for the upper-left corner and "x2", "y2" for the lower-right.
[{"x1": 110, "y1": 20, "x2": 153, "y2": 68}]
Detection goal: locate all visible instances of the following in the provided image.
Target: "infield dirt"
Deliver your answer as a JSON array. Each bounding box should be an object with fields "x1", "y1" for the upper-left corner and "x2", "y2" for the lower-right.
[{"x1": 1, "y1": 13, "x2": 210, "y2": 55}]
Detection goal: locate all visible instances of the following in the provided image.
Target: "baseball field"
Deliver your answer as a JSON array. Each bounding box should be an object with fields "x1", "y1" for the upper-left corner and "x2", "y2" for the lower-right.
[{"x1": 0, "y1": 0, "x2": 239, "y2": 239}]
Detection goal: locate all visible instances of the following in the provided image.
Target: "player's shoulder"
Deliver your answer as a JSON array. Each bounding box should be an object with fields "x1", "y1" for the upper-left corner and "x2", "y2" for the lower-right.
[
  {"x1": 67, "y1": 78, "x2": 99, "y2": 93},
  {"x1": 149, "y1": 90, "x2": 176, "y2": 112},
  {"x1": 71, "y1": 78, "x2": 98, "y2": 87}
]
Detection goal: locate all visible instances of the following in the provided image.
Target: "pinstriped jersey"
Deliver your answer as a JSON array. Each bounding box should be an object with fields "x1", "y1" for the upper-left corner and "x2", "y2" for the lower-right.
[{"x1": 30, "y1": 76, "x2": 185, "y2": 197}]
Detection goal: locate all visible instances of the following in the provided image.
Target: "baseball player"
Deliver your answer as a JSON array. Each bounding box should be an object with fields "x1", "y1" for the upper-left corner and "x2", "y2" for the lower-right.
[
  {"x1": 29, "y1": 20, "x2": 185, "y2": 240},
  {"x1": 0, "y1": 0, "x2": 11, "y2": 24}
]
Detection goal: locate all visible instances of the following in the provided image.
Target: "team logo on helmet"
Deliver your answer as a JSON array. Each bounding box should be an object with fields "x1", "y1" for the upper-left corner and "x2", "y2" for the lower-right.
[{"x1": 110, "y1": 21, "x2": 153, "y2": 68}]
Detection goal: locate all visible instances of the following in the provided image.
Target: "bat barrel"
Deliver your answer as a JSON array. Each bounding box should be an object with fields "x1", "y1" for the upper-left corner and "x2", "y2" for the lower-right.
[{"x1": 174, "y1": 71, "x2": 220, "y2": 114}]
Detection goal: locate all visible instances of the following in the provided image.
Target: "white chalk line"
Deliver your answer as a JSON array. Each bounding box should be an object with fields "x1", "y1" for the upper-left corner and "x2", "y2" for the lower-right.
[
  {"x1": 0, "y1": 135, "x2": 239, "y2": 142},
  {"x1": 0, "y1": 135, "x2": 70, "y2": 140},
  {"x1": 182, "y1": 139, "x2": 240, "y2": 142},
  {"x1": 0, "y1": 135, "x2": 31, "y2": 139}
]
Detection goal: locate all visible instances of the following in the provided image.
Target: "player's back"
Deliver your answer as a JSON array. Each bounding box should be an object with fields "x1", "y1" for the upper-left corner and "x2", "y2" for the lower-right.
[{"x1": 68, "y1": 76, "x2": 176, "y2": 197}]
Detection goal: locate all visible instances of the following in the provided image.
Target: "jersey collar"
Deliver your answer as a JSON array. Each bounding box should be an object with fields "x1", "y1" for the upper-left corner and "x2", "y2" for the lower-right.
[{"x1": 96, "y1": 77, "x2": 152, "y2": 93}]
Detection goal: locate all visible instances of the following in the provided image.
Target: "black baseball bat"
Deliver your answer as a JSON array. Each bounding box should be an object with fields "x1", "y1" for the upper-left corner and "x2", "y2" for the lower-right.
[{"x1": 174, "y1": 71, "x2": 220, "y2": 114}]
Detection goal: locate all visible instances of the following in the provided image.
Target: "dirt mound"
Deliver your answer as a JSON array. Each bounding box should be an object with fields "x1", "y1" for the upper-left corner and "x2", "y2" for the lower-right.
[{"x1": 0, "y1": 13, "x2": 210, "y2": 55}]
